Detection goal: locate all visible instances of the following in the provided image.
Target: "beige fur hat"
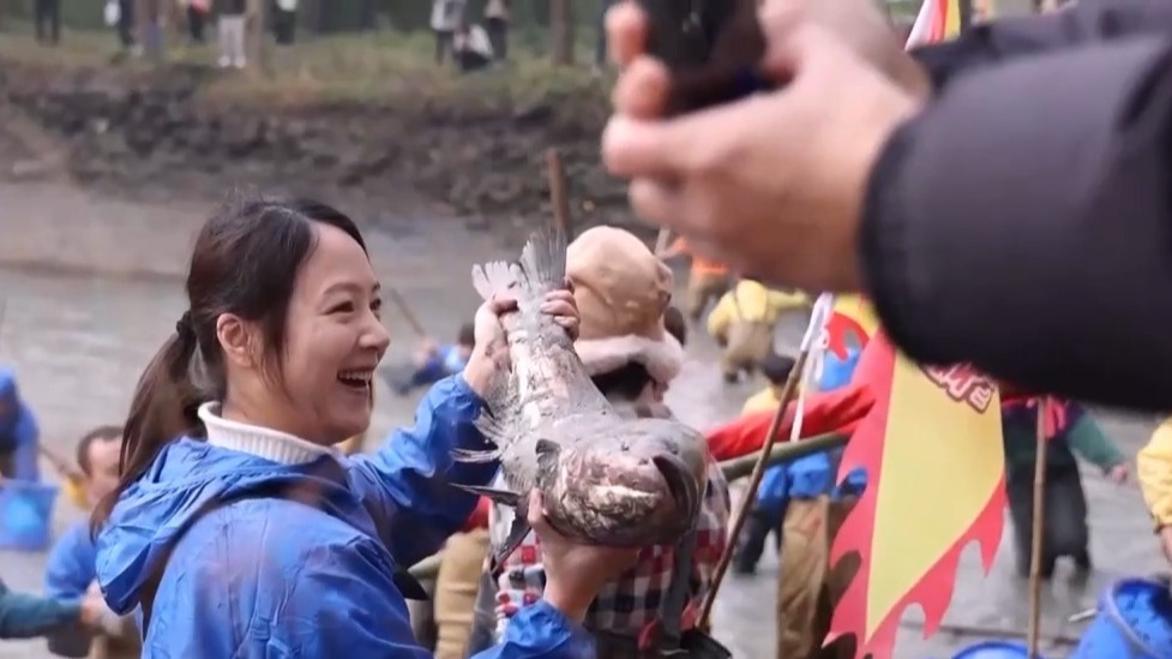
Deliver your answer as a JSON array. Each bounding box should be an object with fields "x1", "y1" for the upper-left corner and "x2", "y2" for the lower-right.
[{"x1": 566, "y1": 226, "x2": 684, "y2": 384}]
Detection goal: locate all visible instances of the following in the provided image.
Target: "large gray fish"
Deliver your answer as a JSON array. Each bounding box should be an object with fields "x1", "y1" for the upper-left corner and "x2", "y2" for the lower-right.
[{"x1": 455, "y1": 230, "x2": 708, "y2": 565}]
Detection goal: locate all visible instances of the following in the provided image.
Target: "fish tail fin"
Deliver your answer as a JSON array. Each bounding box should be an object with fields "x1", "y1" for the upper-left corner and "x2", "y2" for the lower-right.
[
  {"x1": 518, "y1": 228, "x2": 567, "y2": 292},
  {"x1": 472, "y1": 260, "x2": 519, "y2": 303}
]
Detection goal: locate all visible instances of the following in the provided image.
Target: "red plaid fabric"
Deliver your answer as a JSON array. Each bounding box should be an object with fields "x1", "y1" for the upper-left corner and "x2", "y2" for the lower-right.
[{"x1": 490, "y1": 459, "x2": 730, "y2": 641}]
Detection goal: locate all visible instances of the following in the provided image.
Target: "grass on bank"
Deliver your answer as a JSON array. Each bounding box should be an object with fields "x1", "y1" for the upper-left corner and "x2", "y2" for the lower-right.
[{"x1": 0, "y1": 21, "x2": 610, "y2": 110}]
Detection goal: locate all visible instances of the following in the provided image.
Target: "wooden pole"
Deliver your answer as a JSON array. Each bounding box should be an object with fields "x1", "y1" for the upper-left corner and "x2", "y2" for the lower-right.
[
  {"x1": 654, "y1": 228, "x2": 672, "y2": 256},
  {"x1": 247, "y1": 0, "x2": 269, "y2": 75},
  {"x1": 550, "y1": 0, "x2": 574, "y2": 65},
  {"x1": 546, "y1": 149, "x2": 573, "y2": 241},
  {"x1": 698, "y1": 347, "x2": 809, "y2": 628},
  {"x1": 719, "y1": 432, "x2": 847, "y2": 482},
  {"x1": 1026, "y1": 398, "x2": 1049, "y2": 658},
  {"x1": 387, "y1": 286, "x2": 428, "y2": 338}
]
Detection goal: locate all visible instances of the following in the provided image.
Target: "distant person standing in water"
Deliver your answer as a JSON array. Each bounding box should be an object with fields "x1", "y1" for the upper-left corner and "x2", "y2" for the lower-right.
[{"x1": 484, "y1": 0, "x2": 509, "y2": 61}]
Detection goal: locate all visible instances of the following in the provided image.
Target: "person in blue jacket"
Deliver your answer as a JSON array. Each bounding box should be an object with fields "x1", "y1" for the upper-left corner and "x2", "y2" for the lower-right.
[
  {"x1": 89, "y1": 198, "x2": 636, "y2": 658},
  {"x1": 0, "y1": 368, "x2": 41, "y2": 481},
  {"x1": 0, "y1": 578, "x2": 100, "y2": 639}
]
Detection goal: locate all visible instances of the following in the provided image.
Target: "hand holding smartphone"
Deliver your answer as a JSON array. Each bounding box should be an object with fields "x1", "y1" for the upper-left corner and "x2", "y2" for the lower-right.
[{"x1": 636, "y1": 0, "x2": 774, "y2": 115}]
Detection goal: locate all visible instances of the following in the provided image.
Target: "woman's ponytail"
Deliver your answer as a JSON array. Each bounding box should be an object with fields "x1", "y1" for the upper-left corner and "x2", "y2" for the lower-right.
[{"x1": 91, "y1": 315, "x2": 202, "y2": 534}]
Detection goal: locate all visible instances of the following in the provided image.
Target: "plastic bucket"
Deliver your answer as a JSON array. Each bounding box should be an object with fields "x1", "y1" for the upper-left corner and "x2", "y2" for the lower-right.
[
  {"x1": 0, "y1": 480, "x2": 59, "y2": 551},
  {"x1": 952, "y1": 641, "x2": 1036, "y2": 659},
  {"x1": 1072, "y1": 578, "x2": 1172, "y2": 659}
]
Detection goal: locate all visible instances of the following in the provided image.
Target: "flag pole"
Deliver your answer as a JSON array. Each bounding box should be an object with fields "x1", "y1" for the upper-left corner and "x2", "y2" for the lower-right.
[
  {"x1": 698, "y1": 345, "x2": 810, "y2": 628},
  {"x1": 1026, "y1": 398, "x2": 1049, "y2": 658}
]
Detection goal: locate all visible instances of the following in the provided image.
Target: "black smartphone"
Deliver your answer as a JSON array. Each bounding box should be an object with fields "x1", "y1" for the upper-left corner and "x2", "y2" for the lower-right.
[{"x1": 637, "y1": 0, "x2": 773, "y2": 115}]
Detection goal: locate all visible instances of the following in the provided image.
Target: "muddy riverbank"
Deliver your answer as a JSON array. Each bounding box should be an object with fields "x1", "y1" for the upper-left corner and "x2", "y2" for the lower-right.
[{"x1": 0, "y1": 55, "x2": 633, "y2": 242}]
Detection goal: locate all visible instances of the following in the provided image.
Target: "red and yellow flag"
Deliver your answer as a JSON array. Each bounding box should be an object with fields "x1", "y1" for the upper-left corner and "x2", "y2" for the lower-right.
[{"x1": 823, "y1": 296, "x2": 1006, "y2": 658}]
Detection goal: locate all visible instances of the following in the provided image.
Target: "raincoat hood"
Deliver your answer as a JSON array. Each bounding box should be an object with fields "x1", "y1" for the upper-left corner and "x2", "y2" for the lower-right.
[{"x1": 96, "y1": 437, "x2": 371, "y2": 614}]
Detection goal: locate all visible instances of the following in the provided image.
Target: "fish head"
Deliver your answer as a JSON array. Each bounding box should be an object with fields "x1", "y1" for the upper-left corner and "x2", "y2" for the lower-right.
[{"x1": 538, "y1": 418, "x2": 708, "y2": 546}]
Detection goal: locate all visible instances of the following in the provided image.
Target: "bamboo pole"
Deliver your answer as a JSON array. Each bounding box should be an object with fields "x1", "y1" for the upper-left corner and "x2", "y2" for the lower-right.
[
  {"x1": 719, "y1": 432, "x2": 847, "y2": 482},
  {"x1": 387, "y1": 286, "x2": 427, "y2": 338},
  {"x1": 1026, "y1": 398, "x2": 1049, "y2": 658},
  {"x1": 698, "y1": 347, "x2": 809, "y2": 627},
  {"x1": 654, "y1": 228, "x2": 672, "y2": 256},
  {"x1": 546, "y1": 149, "x2": 572, "y2": 241}
]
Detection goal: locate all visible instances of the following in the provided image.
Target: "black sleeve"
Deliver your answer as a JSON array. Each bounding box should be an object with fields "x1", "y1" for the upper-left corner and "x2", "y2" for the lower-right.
[
  {"x1": 913, "y1": 0, "x2": 1172, "y2": 89},
  {"x1": 861, "y1": 35, "x2": 1172, "y2": 411}
]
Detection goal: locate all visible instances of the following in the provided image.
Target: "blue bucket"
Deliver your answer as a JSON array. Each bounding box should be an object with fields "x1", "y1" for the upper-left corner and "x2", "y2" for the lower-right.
[
  {"x1": 1072, "y1": 578, "x2": 1172, "y2": 659},
  {"x1": 0, "y1": 480, "x2": 59, "y2": 551},
  {"x1": 952, "y1": 641, "x2": 1037, "y2": 659}
]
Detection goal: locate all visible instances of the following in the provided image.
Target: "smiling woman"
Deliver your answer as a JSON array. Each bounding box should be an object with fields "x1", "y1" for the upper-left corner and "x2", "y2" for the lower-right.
[{"x1": 84, "y1": 197, "x2": 634, "y2": 658}]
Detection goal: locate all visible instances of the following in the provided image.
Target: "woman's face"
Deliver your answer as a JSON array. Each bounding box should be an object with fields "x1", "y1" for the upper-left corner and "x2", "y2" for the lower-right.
[{"x1": 271, "y1": 223, "x2": 389, "y2": 444}]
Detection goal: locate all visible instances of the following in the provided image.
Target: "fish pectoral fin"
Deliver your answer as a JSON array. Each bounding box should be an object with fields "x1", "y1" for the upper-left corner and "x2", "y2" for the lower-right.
[
  {"x1": 490, "y1": 515, "x2": 533, "y2": 576},
  {"x1": 451, "y1": 448, "x2": 502, "y2": 463},
  {"x1": 449, "y1": 483, "x2": 523, "y2": 507}
]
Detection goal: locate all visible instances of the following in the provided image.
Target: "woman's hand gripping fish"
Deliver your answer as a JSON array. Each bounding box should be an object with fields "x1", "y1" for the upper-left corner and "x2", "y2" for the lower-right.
[{"x1": 455, "y1": 230, "x2": 708, "y2": 568}]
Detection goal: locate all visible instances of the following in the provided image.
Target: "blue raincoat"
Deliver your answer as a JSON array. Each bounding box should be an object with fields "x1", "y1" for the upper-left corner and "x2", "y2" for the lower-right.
[
  {"x1": 0, "y1": 368, "x2": 40, "y2": 481},
  {"x1": 95, "y1": 375, "x2": 593, "y2": 658},
  {"x1": 45, "y1": 521, "x2": 98, "y2": 601}
]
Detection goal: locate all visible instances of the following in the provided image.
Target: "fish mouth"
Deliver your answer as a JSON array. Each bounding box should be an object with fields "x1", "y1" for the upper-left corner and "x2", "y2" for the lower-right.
[{"x1": 653, "y1": 454, "x2": 700, "y2": 521}]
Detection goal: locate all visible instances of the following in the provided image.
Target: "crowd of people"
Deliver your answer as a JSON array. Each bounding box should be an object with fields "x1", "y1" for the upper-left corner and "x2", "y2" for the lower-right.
[{"x1": 5, "y1": 0, "x2": 1172, "y2": 655}]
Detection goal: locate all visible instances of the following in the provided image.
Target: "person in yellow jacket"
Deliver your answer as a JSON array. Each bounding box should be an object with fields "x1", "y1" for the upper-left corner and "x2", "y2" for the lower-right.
[
  {"x1": 1138, "y1": 418, "x2": 1172, "y2": 561},
  {"x1": 707, "y1": 279, "x2": 810, "y2": 382}
]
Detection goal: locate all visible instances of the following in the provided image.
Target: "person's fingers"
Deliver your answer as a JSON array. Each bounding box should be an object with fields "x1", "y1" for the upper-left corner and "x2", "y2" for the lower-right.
[
  {"x1": 612, "y1": 56, "x2": 670, "y2": 119},
  {"x1": 628, "y1": 178, "x2": 688, "y2": 231},
  {"x1": 488, "y1": 295, "x2": 519, "y2": 316},
  {"x1": 602, "y1": 117, "x2": 682, "y2": 179},
  {"x1": 527, "y1": 490, "x2": 550, "y2": 531},
  {"x1": 540, "y1": 299, "x2": 578, "y2": 319},
  {"x1": 544, "y1": 289, "x2": 577, "y2": 307},
  {"x1": 607, "y1": 1, "x2": 647, "y2": 69}
]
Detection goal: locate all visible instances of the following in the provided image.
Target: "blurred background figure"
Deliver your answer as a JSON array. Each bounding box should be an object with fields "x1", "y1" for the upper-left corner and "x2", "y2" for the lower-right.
[
  {"x1": 0, "y1": 368, "x2": 40, "y2": 482},
  {"x1": 392, "y1": 322, "x2": 474, "y2": 396},
  {"x1": 732, "y1": 352, "x2": 796, "y2": 575},
  {"x1": 217, "y1": 0, "x2": 247, "y2": 68},
  {"x1": 430, "y1": 0, "x2": 465, "y2": 65},
  {"x1": 43, "y1": 426, "x2": 139, "y2": 658},
  {"x1": 706, "y1": 280, "x2": 809, "y2": 383},
  {"x1": 33, "y1": 0, "x2": 60, "y2": 45},
  {"x1": 274, "y1": 0, "x2": 298, "y2": 46},
  {"x1": 1001, "y1": 398, "x2": 1128, "y2": 579},
  {"x1": 183, "y1": 0, "x2": 210, "y2": 44},
  {"x1": 0, "y1": 579, "x2": 101, "y2": 641},
  {"x1": 483, "y1": 0, "x2": 509, "y2": 61},
  {"x1": 658, "y1": 236, "x2": 730, "y2": 323},
  {"x1": 452, "y1": 20, "x2": 493, "y2": 73}
]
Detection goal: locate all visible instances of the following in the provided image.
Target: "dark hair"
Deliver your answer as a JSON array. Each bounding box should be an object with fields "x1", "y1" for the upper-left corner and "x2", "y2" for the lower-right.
[
  {"x1": 77, "y1": 425, "x2": 124, "y2": 476},
  {"x1": 592, "y1": 362, "x2": 653, "y2": 402},
  {"x1": 92, "y1": 198, "x2": 366, "y2": 532},
  {"x1": 760, "y1": 352, "x2": 796, "y2": 386},
  {"x1": 663, "y1": 306, "x2": 686, "y2": 347},
  {"x1": 457, "y1": 323, "x2": 475, "y2": 347}
]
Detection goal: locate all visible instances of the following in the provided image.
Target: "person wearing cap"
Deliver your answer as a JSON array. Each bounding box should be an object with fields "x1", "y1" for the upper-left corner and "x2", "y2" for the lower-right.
[
  {"x1": 706, "y1": 282, "x2": 810, "y2": 382},
  {"x1": 478, "y1": 226, "x2": 731, "y2": 657}
]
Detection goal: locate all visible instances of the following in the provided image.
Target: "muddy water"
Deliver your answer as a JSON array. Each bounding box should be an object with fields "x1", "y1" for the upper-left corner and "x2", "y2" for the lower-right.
[{"x1": 0, "y1": 181, "x2": 1166, "y2": 658}]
